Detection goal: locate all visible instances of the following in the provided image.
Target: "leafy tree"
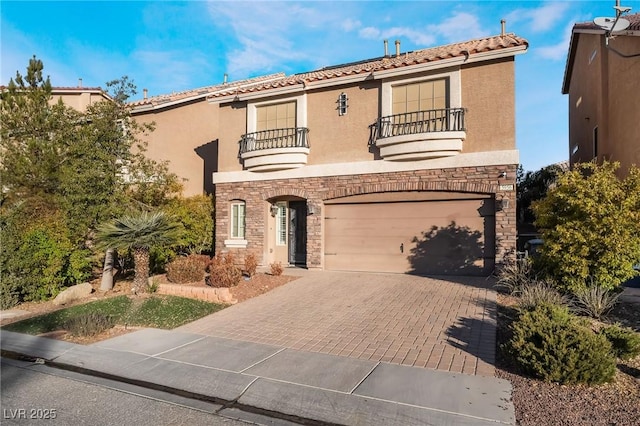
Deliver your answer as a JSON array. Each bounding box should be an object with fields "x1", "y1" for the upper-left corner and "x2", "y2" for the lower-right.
[
  {"x1": 516, "y1": 163, "x2": 564, "y2": 231},
  {"x1": 532, "y1": 161, "x2": 640, "y2": 292},
  {"x1": 96, "y1": 211, "x2": 183, "y2": 294},
  {"x1": 1, "y1": 57, "x2": 184, "y2": 305}
]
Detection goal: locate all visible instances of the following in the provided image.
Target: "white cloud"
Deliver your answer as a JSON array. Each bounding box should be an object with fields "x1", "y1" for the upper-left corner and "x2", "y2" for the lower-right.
[
  {"x1": 507, "y1": 2, "x2": 571, "y2": 33},
  {"x1": 359, "y1": 26, "x2": 436, "y2": 46},
  {"x1": 427, "y1": 12, "x2": 488, "y2": 43},
  {"x1": 341, "y1": 18, "x2": 361, "y2": 32},
  {"x1": 536, "y1": 19, "x2": 575, "y2": 60}
]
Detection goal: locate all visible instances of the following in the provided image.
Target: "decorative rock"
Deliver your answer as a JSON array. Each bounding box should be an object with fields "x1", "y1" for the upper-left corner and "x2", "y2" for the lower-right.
[{"x1": 53, "y1": 282, "x2": 93, "y2": 306}]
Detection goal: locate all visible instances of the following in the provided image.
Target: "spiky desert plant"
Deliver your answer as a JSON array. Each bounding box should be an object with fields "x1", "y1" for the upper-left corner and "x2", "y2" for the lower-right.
[{"x1": 96, "y1": 211, "x2": 183, "y2": 294}]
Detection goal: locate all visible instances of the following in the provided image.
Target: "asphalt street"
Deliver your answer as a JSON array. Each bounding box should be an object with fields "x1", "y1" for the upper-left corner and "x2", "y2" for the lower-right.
[{"x1": 0, "y1": 358, "x2": 259, "y2": 426}]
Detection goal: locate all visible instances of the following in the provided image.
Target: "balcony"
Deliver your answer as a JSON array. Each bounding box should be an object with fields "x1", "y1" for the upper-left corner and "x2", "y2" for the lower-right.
[
  {"x1": 372, "y1": 108, "x2": 466, "y2": 161},
  {"x1": 239, "y1": 127, "x2": 310, "y2": 172}
]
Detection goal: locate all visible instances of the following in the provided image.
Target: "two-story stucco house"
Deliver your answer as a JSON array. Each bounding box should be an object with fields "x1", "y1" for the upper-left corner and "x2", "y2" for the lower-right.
[
  {"x1": 132, "y1": 33, "x2": 528, "y2": 276},
  {"x1": 562, "y1": 12, "x2": 640, "y2": 177}
]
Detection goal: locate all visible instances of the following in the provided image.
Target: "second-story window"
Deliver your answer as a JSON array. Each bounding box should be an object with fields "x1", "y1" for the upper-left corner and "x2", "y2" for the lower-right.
[
  {"x1": 392, "y1": 78, "x2": 447, "y2": 115},
  {"x1": 257, "y1": 101, "x2": 296, "y2": 131}
]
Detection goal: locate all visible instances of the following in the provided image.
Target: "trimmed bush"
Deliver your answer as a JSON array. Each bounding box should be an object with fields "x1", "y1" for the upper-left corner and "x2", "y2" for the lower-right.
[
  {"x1": 601, "y1": 324, "x2": 640, "y2": 360},
  {"x1": 518, "y1": 280, "x2": 568, "y2": 311},
  {"x1": 506, "y1": 304, "x2": 616, "y2": 384},
  {"x1": 206, "y1": 252, "x2": 241, "y2": 288},
  {"x1": 166, "y1": 255, "x2": 208, "y2": 283},
  {"x1": 270, "y1": 261, "x2": 284, "y2": 276},
  {"x1": 244, "y1": 253, "x2": 258, "y2": 277},
  {"x1": 63, "y1": 312, "x2": 115, "y2": 337}
]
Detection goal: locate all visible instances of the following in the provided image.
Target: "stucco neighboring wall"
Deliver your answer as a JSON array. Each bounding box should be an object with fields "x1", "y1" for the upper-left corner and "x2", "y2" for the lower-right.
[
  {"x1": 134, "y1": 99, "x2": 218, "y2": 196},
  {"x1": 52, "y1": 92, "x2": 108, "y2": 112},
  {"x1": 567, "y1": 34, "x2": 603, "y2": 165},
  {"x1": 461, "y1": 58, "x2": 516, "y2": 152},
  {"x1": 216, "y1": 101, "x2": 248, "y2": 173},
  {"x1": 566, "y1": 33, "x2": 640, "y2": 176},
  {"x1": 606, "y1": 35, "x2": 640, "y2": 174}
]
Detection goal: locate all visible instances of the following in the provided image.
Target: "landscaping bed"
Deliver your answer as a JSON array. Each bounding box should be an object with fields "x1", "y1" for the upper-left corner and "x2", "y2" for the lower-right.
[{"x1": 495, "y1": 293, "x2": 640, "y2": 426}]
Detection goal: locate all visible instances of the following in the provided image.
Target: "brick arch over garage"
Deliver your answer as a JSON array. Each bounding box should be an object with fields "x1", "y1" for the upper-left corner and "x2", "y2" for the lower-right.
[
  {"x1": 262, "y1": 187, "x2": 311, "y2": 201},
  {"x1": 324, "y1": 180, "x2": 498, "y2": 201}
]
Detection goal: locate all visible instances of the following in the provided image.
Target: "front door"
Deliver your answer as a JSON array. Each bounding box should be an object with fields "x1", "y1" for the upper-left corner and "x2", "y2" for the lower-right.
[{"x1": 288, "y1": 201, "x2": 307, "y2": 266}]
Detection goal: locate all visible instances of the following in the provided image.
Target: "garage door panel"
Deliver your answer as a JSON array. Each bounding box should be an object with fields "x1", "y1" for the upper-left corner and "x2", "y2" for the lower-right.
[{"x1": 324, "y1": 198, "x2": 495, "y2": 276}]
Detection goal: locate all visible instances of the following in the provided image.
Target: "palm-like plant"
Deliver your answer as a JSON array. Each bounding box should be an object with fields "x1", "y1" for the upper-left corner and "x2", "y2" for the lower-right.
[{"x1": 96, "y1": 211, "x2": 183, "y2": 294}]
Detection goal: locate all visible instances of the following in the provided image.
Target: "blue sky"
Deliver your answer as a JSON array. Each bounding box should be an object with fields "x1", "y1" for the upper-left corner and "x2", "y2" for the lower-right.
[{"x1": 2, "y1": 1, "x2": 637, "y2": 172}]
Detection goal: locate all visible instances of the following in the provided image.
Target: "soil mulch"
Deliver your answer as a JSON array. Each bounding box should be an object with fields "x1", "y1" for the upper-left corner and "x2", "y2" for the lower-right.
[{"x1": 495, "y1": 293, "x2": 640, "y2": 426}]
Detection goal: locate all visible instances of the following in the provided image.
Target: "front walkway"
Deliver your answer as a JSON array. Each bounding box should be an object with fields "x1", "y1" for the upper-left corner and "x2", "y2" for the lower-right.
[{"x1": 180, "y1": 271, "x2": 497, "y2": 376}]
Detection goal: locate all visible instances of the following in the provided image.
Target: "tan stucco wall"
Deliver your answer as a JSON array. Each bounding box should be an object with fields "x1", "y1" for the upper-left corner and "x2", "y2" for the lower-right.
[
  {"x1": 605, "y1": 35, "x2": 640, "y2": 175},
  {"x1": 216, "y1": 101, "x2": 248, "y2": 172},
  {"x1": 134, "y1": 99, "x2": 218, "y2": 196},
  {"x1": 461, "y1": 58, "x2": 516, "y2": 152},
  {"x1": 306, "y1": 81, "x2": 380, "y2": 164}
]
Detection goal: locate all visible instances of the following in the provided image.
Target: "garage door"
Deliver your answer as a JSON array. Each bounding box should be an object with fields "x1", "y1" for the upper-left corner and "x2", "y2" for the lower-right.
[{"x1": 324, "y1": 193, "x2": 495, "y2": 275}]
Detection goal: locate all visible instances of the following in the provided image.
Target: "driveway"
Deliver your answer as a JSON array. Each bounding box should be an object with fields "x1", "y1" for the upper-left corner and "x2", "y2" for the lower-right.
[{"x1": 179, "y1": 271, "x2": 497, "y2": 376}]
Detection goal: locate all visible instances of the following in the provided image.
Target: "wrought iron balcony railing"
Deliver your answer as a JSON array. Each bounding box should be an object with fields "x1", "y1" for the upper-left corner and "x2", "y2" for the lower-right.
[
  {"x1": 239, "y1": 127, "x2": 310, "y2": 156},
  {"x1": 373, "y1": 108, "x2": 466, "y2": 142}
]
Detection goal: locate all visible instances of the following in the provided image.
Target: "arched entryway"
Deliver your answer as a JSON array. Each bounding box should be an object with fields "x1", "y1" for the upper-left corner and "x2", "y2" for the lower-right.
[{"x1": 265, "y1": 196, "x2": 307, "y2": 267}]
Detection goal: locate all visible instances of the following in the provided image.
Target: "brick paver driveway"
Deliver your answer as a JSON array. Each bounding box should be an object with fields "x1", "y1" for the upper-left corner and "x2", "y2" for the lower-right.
[{"x1": 179, "y1": 271, "x2": 497, "y2": 376}]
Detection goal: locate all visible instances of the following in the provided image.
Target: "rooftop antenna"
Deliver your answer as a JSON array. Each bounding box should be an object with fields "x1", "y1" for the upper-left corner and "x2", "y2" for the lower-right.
[{"x1": 593, "y1": 1, "x2": 639, "y2": 57}]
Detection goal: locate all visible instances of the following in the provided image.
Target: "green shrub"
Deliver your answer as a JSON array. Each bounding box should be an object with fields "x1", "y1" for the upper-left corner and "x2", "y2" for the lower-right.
[
  {"x1": 532, "y1": 162, "x2": 640, "y2": 292},
  {"x1": 571, "y1": 282, "x2": 620, "y2": 320},
  {"x1": 63, "y1": 312, "x2": 115, "y2": 337},
  {"x1": 518, "y1": 280, "x2": 568, "y2": 311},
  {"x1": 506, "y1": 304, "x2": 616, "y2": 384},
  {"x1": 166, "y1": 255, "x2": 208, "y2": 283},
  {"x1": 1, "y1": 207, "x2": 92, "y2": 303},
  {"x1": 163, "y1": 195, "x2": 214, "y2": 255},
  {"x1": 601, "y1": 324, "x2": 640, "y2": 360},
  {"x1": 206, "y1": 252, "x2": 241, "y2": 288},
  {"x1": 495, "y1": 257, "x2": 532, "y2": 295}
]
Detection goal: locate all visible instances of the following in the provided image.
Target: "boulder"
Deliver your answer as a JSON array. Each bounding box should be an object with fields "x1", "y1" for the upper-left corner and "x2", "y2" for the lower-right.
[{"x1": 53, "y1": 282, "x2": 93, "y2": 306}]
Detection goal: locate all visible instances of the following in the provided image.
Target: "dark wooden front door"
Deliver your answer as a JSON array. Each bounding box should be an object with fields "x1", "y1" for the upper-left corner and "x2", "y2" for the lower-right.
[{"x1": 288, "y1": 201, "x2": 307, "y2": 266}]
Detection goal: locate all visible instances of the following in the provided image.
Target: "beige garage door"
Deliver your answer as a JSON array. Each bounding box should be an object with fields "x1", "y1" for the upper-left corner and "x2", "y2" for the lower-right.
[{"x1": 324, "y1": 194, "x2": 495, "y2": 276}]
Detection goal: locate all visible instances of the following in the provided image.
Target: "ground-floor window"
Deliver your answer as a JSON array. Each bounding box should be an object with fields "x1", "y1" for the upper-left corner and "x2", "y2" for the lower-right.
[{"x1": 230, "y1": 201, "x2": 246, "y2": 239}]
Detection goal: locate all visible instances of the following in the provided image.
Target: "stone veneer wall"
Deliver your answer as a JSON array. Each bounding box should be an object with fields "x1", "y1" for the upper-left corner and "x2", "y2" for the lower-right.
[{"x1": 214, "y1": 164, "x2": 517, "y2": 271}]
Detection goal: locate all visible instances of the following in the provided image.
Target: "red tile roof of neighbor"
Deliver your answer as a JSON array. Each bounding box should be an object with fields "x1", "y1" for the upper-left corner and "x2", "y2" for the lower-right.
[{"x1": 130, "y1": 33, "x2": 527, "y2": 109}]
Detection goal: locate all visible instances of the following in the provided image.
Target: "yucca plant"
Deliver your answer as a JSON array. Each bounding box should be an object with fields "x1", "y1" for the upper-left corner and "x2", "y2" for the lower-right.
[
  {"x1": 571, "y1": 283, "x2": 620, "y2": 320},
  {"x1": 96, "y1": 211, "x2": 183, "y2": 294},
  {"x1": 518, "y1": 280, "x2": 568, "y2": 311}
]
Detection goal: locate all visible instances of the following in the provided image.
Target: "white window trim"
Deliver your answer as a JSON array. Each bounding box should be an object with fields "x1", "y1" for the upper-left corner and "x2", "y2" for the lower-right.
[
  {"x1": 230, "y1": 201, "x2": 246, "y2": 240},
  {"x1": 224, "y1": 239, "x2": 248, "y2": 248},
  {"x1": 275, "y1": 202, "x2": 288, "y2": 246},
  {"x1": 381, "y1": 68, "x2": 461, "y2": 118},
  {"x1": 246, "y1": 94, "x2": 307, "y2": 134}
]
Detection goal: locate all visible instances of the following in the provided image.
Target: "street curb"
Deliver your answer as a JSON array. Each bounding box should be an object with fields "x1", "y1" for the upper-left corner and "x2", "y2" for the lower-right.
[{"x1": 1, "y1": 349, "x2": 344, "y2": 426}]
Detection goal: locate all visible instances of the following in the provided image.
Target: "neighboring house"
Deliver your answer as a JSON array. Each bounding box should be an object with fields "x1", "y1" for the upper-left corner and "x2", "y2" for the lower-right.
[
  {"x1": 130, "y1": 74, "x2": 284, "y2": 196},
  {"x1": 51, "y1": 83, "x2": 112, "y2": 111},
  {"x1": 562, "y1": 12, "x2": 640, "y2": 177},
  {"x1": 133, "y1": 33, "x2": 528, "y2": 276}
]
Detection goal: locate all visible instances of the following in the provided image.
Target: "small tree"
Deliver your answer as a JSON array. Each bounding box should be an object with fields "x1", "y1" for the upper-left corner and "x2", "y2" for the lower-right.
[
  {"x1": 96, "y1": 212, "x2": 183, "y2": 294},
  {"x1": 533, "y1": 161, "x2": 640, "y2": 292}
]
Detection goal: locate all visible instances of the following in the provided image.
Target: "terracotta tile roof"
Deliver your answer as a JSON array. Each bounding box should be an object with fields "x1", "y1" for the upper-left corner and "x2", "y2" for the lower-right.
[
  {"x1": 128, "y1": 73, "x2": 286, "y2": 109},
  {"x1": 573, "y1": 12, "x2": 640, "y2": 31},
  {"x1": 208, "y1": 33, "x2": 528, "y2": 99}
]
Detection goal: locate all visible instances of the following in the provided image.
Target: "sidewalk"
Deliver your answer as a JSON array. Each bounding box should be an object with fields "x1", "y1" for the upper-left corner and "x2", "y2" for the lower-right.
[{"x1": 1, "y1": 328, "x2": 515, "y2": 425}]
